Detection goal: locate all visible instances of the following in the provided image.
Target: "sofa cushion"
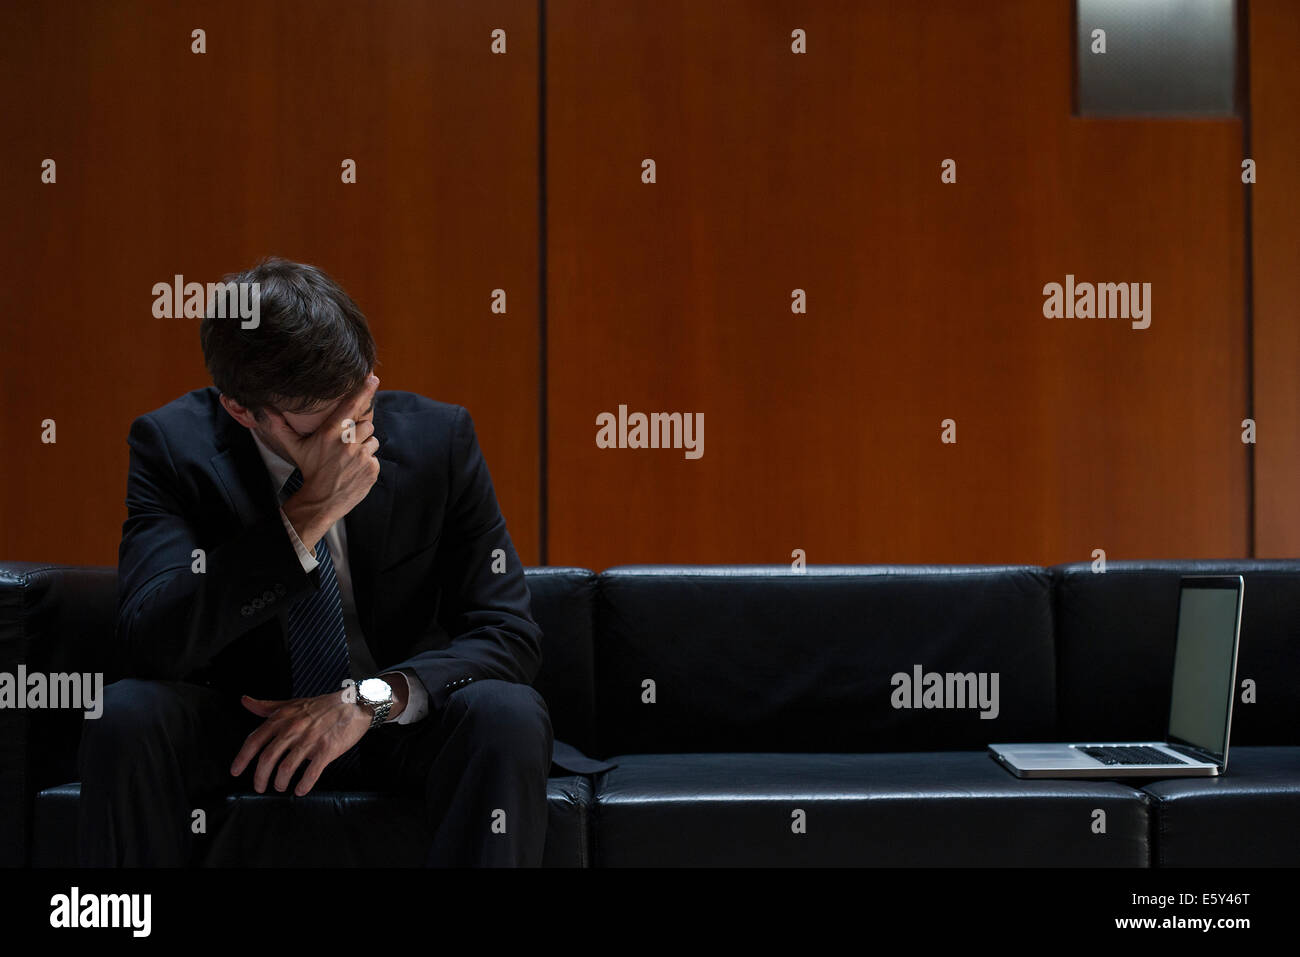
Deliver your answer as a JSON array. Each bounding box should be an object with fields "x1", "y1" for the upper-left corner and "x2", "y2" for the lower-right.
[
  {"x1": 591, "y1": 752, "x2": 1151, "y2": 866},
  {"x1": 0, "y1": 562, "x2": 119, "y2": 866},
  {"x1": 2, "y1": 564, "x2": 598, "y2": 788},
  {"x1": 595, "y1": 566, "x2": 1057, "y2": 754},
  {"x1": 32, "y1": 777, "x2": 594, "y2": 867},
  {"x1": 1051, "y1": 561, "x2": 1300, "y2": 743},
  {"x1": 1, "y1": 561, "x2": 602, "y2": 867},
  {"x1": 1141, "y1": 746, "x2": 1300, "y2": 867}
]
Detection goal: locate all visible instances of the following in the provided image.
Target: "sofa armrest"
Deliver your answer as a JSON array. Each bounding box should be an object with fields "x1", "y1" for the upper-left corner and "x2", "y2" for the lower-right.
[{"x1": 0, "y1": 561, "x2": 118, "y2": 866}]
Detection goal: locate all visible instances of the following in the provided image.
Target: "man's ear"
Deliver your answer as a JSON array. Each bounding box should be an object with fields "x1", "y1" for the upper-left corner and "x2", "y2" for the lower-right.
[{"x1": 218, "y1": 393, "x2": 259, "y2": 430}]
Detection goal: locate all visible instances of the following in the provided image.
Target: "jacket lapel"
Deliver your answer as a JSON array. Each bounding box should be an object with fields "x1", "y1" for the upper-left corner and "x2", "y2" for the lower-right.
[
  {"x1": 210, "y1": 414, "x2": 280, "y2": 529},
  {"x1": 345, "y1": 413, "x2": 396, "y2": 654}
]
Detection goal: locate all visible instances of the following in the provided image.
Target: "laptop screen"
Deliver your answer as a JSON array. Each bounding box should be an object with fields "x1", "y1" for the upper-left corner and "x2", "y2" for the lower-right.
[{"x1": 1167, "y1": 579, "x2": 1242, "y2": 762}]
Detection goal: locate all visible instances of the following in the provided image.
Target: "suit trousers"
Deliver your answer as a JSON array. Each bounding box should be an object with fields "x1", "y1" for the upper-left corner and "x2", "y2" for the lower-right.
[{"x1": 76, "y1": 676, "x2": 555, "y2": 867}]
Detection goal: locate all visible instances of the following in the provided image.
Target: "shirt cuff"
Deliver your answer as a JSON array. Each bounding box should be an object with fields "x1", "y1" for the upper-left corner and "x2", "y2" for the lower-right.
[
  {"x1": 384, "y1": 670, "x2": 429, "y2": 725},
  {"x1": 279, "y1": 506, "x2": 319, "y2": 573}
]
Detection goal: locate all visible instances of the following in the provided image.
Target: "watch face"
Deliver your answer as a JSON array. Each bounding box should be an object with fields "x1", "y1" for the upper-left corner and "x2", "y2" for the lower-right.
[{"x1": 358, "y1": 678, "x2": 391, "y2": 703}]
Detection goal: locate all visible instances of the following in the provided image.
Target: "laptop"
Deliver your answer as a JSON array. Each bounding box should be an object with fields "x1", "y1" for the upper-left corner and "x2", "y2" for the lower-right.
[{"x1": 989, "y1": 575, "x2": 1243, "y2": 779}]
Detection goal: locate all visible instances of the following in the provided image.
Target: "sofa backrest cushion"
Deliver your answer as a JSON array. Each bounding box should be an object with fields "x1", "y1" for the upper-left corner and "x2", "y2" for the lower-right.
[
  {"x1": 594, "y1": 565, "x2": 1058, "y2": 754},
  {"x1": 0, "y1": 562, "x2": 119, "y2": 864},
  {"x1": 525, "y1": 567, "x2": 599, "y2": 755},
  {"x1": 0, "y1": 563, "x2": 600, "y2": 790},
  {"x1": 1051, "y1": 561, "x2": 1300, "y2": 745}
]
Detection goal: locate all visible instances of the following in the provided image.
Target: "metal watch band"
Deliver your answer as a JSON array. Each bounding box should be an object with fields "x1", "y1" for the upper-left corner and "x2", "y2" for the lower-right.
[{"x1": 368, "y1": 696, "x2": 391, "y2": 728}]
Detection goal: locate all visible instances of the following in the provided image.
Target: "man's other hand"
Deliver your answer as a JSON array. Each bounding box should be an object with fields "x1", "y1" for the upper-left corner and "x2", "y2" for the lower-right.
[{"x1": 230, "y1": 690, "x2": 371, "y2": 796}]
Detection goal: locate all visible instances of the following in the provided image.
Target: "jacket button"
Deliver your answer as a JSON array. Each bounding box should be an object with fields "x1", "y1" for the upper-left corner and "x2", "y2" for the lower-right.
[{"x1": 241, "y1": 605, "x2": 253, "y2": 617}]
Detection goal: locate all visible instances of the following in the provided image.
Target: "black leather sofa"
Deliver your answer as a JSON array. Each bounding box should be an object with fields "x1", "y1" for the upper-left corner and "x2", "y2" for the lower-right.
[{"x1": 2, "y1": 560, "x2": 1296, "y2": 867}]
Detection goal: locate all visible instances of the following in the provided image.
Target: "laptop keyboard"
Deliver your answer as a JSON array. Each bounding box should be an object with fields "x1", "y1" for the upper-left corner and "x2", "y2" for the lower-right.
[{"x1": 1079, "y1": 745, "x2": 1189, "y2": 766}]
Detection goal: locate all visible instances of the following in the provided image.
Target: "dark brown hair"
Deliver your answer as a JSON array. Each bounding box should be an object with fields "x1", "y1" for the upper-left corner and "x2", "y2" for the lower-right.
[{"x1": 199, "y1": 257, "x2": 377, "y2": 418}]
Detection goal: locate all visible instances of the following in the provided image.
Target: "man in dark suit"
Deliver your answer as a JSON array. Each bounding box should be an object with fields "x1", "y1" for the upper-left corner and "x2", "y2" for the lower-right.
[{"x1": 79, "y1": 257, "x2": 607, "y2": 867}]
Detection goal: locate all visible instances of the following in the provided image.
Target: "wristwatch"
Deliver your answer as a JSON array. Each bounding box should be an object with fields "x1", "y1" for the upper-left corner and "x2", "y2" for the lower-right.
[{"x1": 355, "y1": 677, "x2": 394, "y2": 728}]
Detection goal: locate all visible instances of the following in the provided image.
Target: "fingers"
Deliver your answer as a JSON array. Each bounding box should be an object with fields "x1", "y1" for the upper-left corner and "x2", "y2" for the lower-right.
[
  {"x1": 336, "y1": 374, "x2": 379, "y2": 433},
  {"x1": 240, "y1": 695, "x2": 279, "y2": 717},
  {"x1": 264, "y1": 409, "x2": 305, "y2": 457},
  {"x1": 230, "y1": 720, "x2": 275, "y2": 777},
  {"x1": 339, "y1": 420, "x2": 379, "y2": 464},
  {"x1": 295, "y1": 756, "x2": 326, "y2": 797},
  {"x1": 231, "y1": 696, "x2": 357, "y2": 793},
  {"x1": 273, "y1": 744, "x2": 312, "y2": 793},
  {"x1": 342, "y1": 416, "x2": 376, "y2": 447},
  {"x1": 253, "y1": 726, "x2": 299, "y2": 793},
  {"x1": 322, "y1": 376, "x2": 379, "y2": 450}
]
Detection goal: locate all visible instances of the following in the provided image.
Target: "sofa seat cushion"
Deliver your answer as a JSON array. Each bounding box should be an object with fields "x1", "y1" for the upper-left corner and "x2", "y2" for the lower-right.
[
  {"x1": 592, "y1": 752, "x2": 1152, "y2": 866},
  {"x1": 32, "y1": 777, "x2": 594, "y2": 868},
  {"x1": 1141, "y1": 746, "x2": 1300, "y2": 867}
]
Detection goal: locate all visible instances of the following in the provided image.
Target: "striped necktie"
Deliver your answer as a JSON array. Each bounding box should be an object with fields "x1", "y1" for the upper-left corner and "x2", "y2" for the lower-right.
[
  {"x1": 280, "y1": 468, "x2": 361, "y2": 777},
  {"x1": 280, "y1": 468, "x2": 352, "y2": 697}
]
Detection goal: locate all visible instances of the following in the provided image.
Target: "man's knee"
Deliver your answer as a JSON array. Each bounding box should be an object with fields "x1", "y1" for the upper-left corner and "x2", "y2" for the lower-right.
[
  {"x1": 79, "y1": 679, "x2": 198, "y2": 768},
  {"x1": 443, "y1": 680, "x2": 552, "y2": 762}
]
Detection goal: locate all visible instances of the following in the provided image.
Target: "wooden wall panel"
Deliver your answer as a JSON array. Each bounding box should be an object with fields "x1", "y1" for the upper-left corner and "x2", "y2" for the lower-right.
[
  {"x1": 1251, "y1": 0, "x2": 1300, "y2": 556},
  {"x1": 0, "y1": 0, "x2": 541, "y2": 565},
  {"x1": 1, "y1": 1, "x2": 1264, "y2": 573},
  {"x1": 546, "y1": 0, "x2": 1247, "y2": 569}
]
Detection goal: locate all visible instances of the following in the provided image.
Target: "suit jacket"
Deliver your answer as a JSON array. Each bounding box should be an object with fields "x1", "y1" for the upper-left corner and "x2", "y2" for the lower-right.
[{"x1": 115, "y1": 387, "x2": 613, "y2": 775}]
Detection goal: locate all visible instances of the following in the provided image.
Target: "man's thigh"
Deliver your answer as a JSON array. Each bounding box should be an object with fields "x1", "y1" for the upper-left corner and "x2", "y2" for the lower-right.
[
  {"x1": 360, "y1": 680, "x2": 551, "y2": 794},
  {"x1": 359, "y1": 699, "x2": 448, "y2": 794},
  {"x1": 82, "y1": 678, "x2": 263, "y2": 796}
]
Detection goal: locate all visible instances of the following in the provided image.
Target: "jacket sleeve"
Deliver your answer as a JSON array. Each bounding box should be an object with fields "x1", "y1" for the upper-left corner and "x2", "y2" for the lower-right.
[
  {"x1": 115, "y1": 413, "x2": 313, "y2": 680},
  {"x1": 387, "y1": 406, "x2": 543, "y2": 714}
]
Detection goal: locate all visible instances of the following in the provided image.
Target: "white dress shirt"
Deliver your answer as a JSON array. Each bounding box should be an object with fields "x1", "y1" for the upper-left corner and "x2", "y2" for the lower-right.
[{"x1": 250, "y1": 430, "x2": 429, "y2": 724}]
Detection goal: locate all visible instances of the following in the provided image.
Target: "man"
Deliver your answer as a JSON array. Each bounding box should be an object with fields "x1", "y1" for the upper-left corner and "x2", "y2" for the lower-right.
[{"x1": 79, "y1": 257, "x2": 609, "y2": 867}]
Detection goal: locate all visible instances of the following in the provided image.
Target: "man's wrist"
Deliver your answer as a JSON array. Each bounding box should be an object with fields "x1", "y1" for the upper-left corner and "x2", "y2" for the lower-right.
[
  {"x1": 282, "y1": 494, "x2": 333, "y2": 554},
  {"x1": 377, "y1": 672, "x2": 409, "y2": 721}
]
